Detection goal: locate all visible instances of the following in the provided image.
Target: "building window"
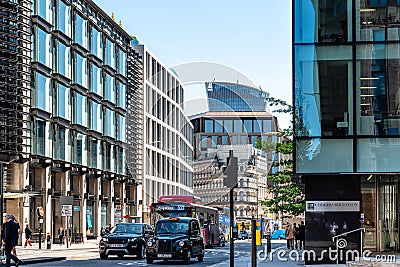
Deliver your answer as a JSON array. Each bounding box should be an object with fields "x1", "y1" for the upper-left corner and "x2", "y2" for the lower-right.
[
  {"x1": 35, "y1": 119, "x2": 46, "y2": 156},
  {"x1": 73, "y1": 92, "x2": 87, "y2": 127},
  {"x1": 74, "y1": 13, "x2": 88, "y2": 48},
  {"x1": 90, "y1": 63, "x2": 102, "y2": 96},
  {"x1": 105, "y1": 38, "x2": 115, "y2": 69},
  {"x1": 56, "y1": 41, "x2": 70, "y2": 78},
  {"x1": 215, "y1": 120, "x2": 224, "y2": 133},
  {"x1": 205, "y1": 119, "x2": 213, "y2": 132},
  {"x1": 74, "y1": 132, "x2": 87, "y2": 165},
  {"x1": 34, "y1": 27, "x2": 51, "y2": 66},
  {"x1": 118, "y1": 81, "x2": 126, "y2": 109},
  {"x1": 55, "y1": 83, "x2": 71, "y2": 120},
  {"x1": 34, "y1": 0, "x2": 52, "y2": 23},
  {"x1": 104, "y1": 108, "x2": 115, "y2": 138},
  {"x1": 243, "y1": 120, "x2": 252, "y2": 133},
  {"x1": 91, "y1": 26, "x2": 102, "y2": 59},
  {"x1": 118, "y1": 114, "x2": 126, "y2": 142},
  {"x1": 91, "y1": 101, "x2": 102, "y2": 133},
  {"x1": 253, "y1": 120, "x2": 261, "y2": 133},
  {"x1": 56, "y1": 126, "x2": 66, "y2": 160},
  {"x1": 118, "y1": 147, "x2": 125, "y2": 174},
  {"x1": 56, "y1": 0, "x2": 71, "y2": 37},
  {"x1": 118, "y1": 49, "x2": 126, "y2": 76},
  {"x1": 241, "y1": 135, "x2": 248, "y2": 144},
  {"x1": 234, "y1": 120, "x2": 243, "y2": 133},
  {"x1": 74, "y1": 53, "x2": 88, "y2": 88},
  {"x1": 263, "y1": 120, "x2": 271, "y2": 132},
  {"x1": 34, "y1": 72, "x2": 51, "y2": 112},
  {"x1": 104, "y1": 73, "x2": 116, "y2": 103},
  {"x1": 224, "y1": 120, "x2": 233, "y2": 134}
]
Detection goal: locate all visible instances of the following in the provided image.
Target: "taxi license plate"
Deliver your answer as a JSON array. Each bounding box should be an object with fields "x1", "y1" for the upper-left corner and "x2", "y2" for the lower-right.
[
  {"x1": 109, "y1": 244, "x2": 124, "y2": 247},
  {"x1": 158, "y1": 254, "x2": 172, "y2": 258}
]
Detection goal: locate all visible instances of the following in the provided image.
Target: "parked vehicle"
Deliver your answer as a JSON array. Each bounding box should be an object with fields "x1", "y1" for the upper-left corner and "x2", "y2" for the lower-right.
[
  {"x1": 270, "y1": 229, "x2": 286, "y2": 239},
  {"x1": 238, "y1": 229, "x2": 249, "y2": 240},
  {"x1": 99, "y1": 223, "x2": 154, "y2": 259},
  {"x1": 146, "y1": 217, "x2": 204, "y2": 264}
]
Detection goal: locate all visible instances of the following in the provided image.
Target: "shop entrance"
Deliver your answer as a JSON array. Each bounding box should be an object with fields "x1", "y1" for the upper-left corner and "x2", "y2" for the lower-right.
[{"x1": 361, "y1": 175, "x2": 399, "y2": 252}]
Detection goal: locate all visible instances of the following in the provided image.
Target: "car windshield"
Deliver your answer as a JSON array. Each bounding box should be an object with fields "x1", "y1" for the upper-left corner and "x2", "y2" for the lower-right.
[
  {"x1": 156, "y1": 221, "x2": 188, "y2": 235},
  {"x1": 111, "y1": 224, "x2": 142, "y2": 234}
]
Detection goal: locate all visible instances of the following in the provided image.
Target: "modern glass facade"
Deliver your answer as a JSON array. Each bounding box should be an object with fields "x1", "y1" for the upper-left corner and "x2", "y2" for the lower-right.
[
  {"x1": 192, "y1": 82, "x2": 278, "y2": 159},
  {"x1": 294, "y1": 0, "x2": 400, "y2": 254}
]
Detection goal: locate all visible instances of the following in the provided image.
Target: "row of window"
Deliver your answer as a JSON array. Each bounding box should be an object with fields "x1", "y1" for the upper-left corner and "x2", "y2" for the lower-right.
[
  {"x1": 198, "y1": 119, "x2": 273, "y2": 134},
  {"x1": 33, "y1": 72, "x2": 126, "y2": 141},
  {"x1": 295, "y1": 0, "x2": 400, "y2": 44},
  {"x1": 33, "y1": 0, "x2": 127, "y2": 74},
  {"x1": 32, "y1": 119, "x2": 126, "y2": 174},
  {"x1": 33, "y1": 29, "x2": 126, "y2": 108},
  {"x1": 145, "y1": 148, "x2": 193, "y2": 186}
]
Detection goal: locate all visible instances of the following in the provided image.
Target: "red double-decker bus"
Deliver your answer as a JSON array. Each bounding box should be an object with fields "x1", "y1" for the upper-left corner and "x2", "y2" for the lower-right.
[{"x1": 150, "y1": 195, "x2": 222, "y2": 248}]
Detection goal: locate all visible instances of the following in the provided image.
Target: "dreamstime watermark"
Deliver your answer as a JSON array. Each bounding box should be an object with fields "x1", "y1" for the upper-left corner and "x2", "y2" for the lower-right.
[{"x1": 257, "y1": 238, "x2": 396, "y2": 263}]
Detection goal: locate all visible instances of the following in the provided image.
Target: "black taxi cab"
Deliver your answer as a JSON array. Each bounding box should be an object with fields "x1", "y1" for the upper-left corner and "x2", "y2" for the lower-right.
[{"x1": 146, "y1": 217, "x2": 204, "y2": 264}]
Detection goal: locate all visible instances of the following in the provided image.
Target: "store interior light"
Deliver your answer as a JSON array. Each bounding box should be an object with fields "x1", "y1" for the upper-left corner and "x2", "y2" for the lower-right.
[
  {"x1": 360, "y1": 95, "x2": 374, "y2": 97},
  {"x1": 360, "y1": 77, "x2": 380, "y2": 80},
  {"x1": 360, "y1": 103, "x2": 372, "y2": 106},
  {"x1": 360, "y1": 8, "x2": 376, "y2": 12},
  {"x1": 360, "y1": 86, "x2": 377, "y2": 89}
]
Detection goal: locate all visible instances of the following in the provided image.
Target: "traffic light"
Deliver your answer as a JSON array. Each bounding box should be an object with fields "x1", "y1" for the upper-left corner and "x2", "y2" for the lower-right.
[
  {"x1": 37, "y1": 206, "x2": 44, "y2": 220},
  {"x1": 223, "y1": 150, "x2": 238, "y2": 188}
]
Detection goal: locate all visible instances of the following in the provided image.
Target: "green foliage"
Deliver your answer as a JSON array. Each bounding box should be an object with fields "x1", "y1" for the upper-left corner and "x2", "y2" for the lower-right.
[{"x1": 258, "y1": 96, "x2": 305, "y2": 217}]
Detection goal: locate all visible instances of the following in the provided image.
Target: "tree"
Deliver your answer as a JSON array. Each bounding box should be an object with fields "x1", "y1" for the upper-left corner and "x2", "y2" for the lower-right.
[{"x1": 256, "y1": 97, "x2": 305, "y2": 217}]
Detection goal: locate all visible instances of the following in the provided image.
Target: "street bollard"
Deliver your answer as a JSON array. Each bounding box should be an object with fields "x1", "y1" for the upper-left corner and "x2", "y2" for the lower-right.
[
  {"x1": 266, "y1": 234, "x2": 271, "y2": 253},
  {"x1": 46, "y1": 232, "x2": 51, "y2": 249}
]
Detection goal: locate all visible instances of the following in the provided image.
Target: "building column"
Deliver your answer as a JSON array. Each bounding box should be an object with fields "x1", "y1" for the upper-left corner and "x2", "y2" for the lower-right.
[
  {"x1": 95, "y1": 178, "x2": 101, "y2": 237},
  {"x1": 21, "y1": 161, "x2": 30, "y2": 246},
  {"x1": 110, "y1": 180, "x2": 115, "y2": 225},
  {"x1": 44, "y1": 166, "x2": 52, "y2": 239},
  {"x1": 81, "y1": 174, "x2": 87, "y2": 240},
  {"x1": 137, "y1": 183, "x2": 143, "y2": 222}
]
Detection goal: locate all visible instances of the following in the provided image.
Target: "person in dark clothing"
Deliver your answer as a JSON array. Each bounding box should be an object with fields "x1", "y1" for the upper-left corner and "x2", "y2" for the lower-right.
[
  {"x1": 58, "y1": 226, "x2": 65, "y2": 245},
  {"x1": 24, "y1": 224, "x2": 32, "y2": 247},
  {"x1": 298, "y1": 221, "x2": 305, "y2": 250},
  {"x1": 3, "y1": 214, "x2": 22, "y2": 267}
]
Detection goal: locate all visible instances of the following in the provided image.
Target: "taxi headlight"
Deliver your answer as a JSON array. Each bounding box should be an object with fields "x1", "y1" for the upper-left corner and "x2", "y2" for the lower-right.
[
  {"x1": 128, "y1": 238, "x2": 136, "y2": 242},
  {"x1": 147, "y1": 241, "x2": 153, "y2": 247},
  {"x1": 178, "y1": 240, "x2": 185, "y2": 247}
]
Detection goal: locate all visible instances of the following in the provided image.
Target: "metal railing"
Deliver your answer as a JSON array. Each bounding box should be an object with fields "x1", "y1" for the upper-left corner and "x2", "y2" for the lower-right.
[{"x1": 332, "y1": 227, "x2": 366, "y2": 264}]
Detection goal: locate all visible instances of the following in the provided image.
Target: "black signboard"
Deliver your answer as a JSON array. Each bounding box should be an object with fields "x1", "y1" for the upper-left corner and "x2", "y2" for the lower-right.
[{"x1": 74, "y1": 233, "x2": 83, "y2": 243}]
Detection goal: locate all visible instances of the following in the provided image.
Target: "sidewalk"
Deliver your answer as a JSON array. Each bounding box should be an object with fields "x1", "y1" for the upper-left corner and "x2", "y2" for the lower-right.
[{"x1": 8, "y1": 239, "x2": 99, "y2": 265}]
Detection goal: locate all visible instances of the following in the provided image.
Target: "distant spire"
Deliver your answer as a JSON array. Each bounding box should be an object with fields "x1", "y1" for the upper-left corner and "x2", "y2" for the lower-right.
[
  {"x1": 111, "y1": 12, "x2": 115, "y2": 20},
  {"x1": 119, "y1": 20, "x2": 122, "y2": 27}
]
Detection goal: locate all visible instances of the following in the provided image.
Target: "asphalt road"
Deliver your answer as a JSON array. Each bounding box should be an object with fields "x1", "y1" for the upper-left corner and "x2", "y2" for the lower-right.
[{"x1": 27, "y1": 240, "x2": 284, "y2": 267}]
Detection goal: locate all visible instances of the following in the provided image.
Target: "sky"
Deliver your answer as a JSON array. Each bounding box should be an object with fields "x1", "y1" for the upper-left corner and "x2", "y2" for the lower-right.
[{"x1": 94, "y1": 0, "x2": 292, "y2": 129}]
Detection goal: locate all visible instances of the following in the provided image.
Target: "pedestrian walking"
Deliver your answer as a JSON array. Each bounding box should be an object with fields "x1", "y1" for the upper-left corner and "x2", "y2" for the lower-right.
[
  {"x1": 285, "y1": 224, "x2": 295, "y2": 250},
  {"x1": 11, "y1": 216, "x2": 19, "y2": 257},
  {"x1": 298, "y1": 221, "x2": 305, "y2": 250},
  {"x1": 58, "y1": 226, "x2": 65, "y2": 245},
  {"x1": 24, "y1": 224, "x2": 32, "y2": 247},
  {"x1": 3, "y1": 214, "x2": 22, "y2": 267},
  {"x1": 293, "y1": 223, "x2": 299, "y2": 249}
]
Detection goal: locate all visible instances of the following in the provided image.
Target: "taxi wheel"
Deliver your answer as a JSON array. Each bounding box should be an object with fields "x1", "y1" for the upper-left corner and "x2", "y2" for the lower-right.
[
  {"x1": 137, "y1": 244, "x2": 145, "y2": 259},
  {"x1": 146, "y1": 258, "x2": 153, "y2": 264},
  {"x1": 100, "y1": 253, "x2": 108, "y2": 260},
  {"x1": 184, "y1": 251, "x2": 191, "y2": 264},
  {"x1": 198, "y1": 248, "x2": 204, "y2": 262}
]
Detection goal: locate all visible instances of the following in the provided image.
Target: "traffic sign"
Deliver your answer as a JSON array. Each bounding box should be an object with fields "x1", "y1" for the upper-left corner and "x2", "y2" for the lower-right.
[{"x1": 61, "y1": 205, "x2": 73, "y2": 217}]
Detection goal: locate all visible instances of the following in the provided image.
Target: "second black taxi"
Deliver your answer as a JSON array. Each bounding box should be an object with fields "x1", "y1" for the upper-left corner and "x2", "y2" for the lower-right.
[{"x1": 146, "y1": 217, "x2": 204, "y2": 264}]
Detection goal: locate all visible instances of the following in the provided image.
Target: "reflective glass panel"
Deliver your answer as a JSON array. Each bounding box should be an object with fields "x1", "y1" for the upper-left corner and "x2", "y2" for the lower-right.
[
  {"x1": 35, "y1": 119, "x2": 46, "y2": 156},
  {"x1": 358, "y1": 138, "x2": 400, "y2": 172},
  {"x1": 104, "y1": 108, "x2": 115, "y2": 138},
  {"x1": 118, "y1": 114, "x2": 126, "y2": 142},
  {"x1": 296, "y1": 138, "x2": 353, "y2": 173},
  {"x1": 104, "y1": 73, "x2": 115, "y2": 103},
  {"x1": 294, "y1": 0, "x2": 351, "y2": 43},
  {"x1": 35, "y1": 0, "x2": 52, "y2": 23},
  {"x1": 118, "y1": 49, "x2": 126, "y2": 76},
  {"x1": 35, "y1": 27, "x2": 51, "y2": 66},
  {"x1": 75, "y1": 53, "x2": 88, "y2": 88},
  {"x1": 91, "y1": 63, "x2": 102, "y2": 96},
  {"x1": 118, "y1": 81, "x2": 126, "y2": 109},
  {"x1": 234, "y1": 120, "x2": 242, "y2": 133},
  {"x1": 56, "y1": 0, "x2": 71, "y2": 37},
  {"x1": 91, "y1": 27, "x2": 102, "y2": 59},
  {"x1": 91, "y1": 101, "x2": 102, "y2": 133},
  {"x1": 56, "y1": 41, "x2": 70, "y2": 78},
  {"x1": 215, "y1": 120, "x2": 223, "y2": 133},
  {"x1": 105, "y1": 38, "x2": 115, "y2": 68},
  {"x1": 294, "y1": 45, "x2": 352, "y2": 137},
  {"x1": 74, "y1": 92, "x2": 87, "y2": 127},
  {"x1": 224, "y1": 120, "x2": 233, "y2": 134},
  {"x1": 56, "y1": 83, "x2": 70, "y2": 120},
  {"x1": 357, "y1": 44, "x2": 400, "y2": 136},
  {"x1": 205, "y1": 119, "x2": 213, "y2": 132},
  {"x1": 74, "y1": 13, "x2": 88, "y2": 48},
  {"x1": 35, "y1": 72, "x2": 51, "y2": 112}
]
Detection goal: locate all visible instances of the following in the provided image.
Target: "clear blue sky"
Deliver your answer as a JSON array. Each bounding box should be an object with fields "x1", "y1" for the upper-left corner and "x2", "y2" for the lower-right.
[{"x1": 94, "y1": 0, "x2": 292, "y2": 129}]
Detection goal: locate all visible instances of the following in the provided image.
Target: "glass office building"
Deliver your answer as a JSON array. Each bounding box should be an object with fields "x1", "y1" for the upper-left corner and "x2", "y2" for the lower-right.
[
  {"x1": 191, "y1": 82, "x2": 282, "y2": 225},
  {"x1": 294, "y1": 0, "x2": 400, "y2": 257},
  {"x1": 0, "y1": 0, "x2": 144, "y2": 243}
]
